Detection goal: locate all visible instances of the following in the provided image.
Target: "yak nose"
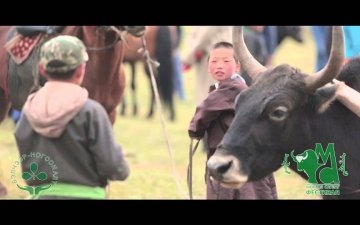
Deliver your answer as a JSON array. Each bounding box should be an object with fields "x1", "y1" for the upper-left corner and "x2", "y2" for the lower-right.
[{"x1": 207, "y1": 155, "x2": 233, "y2": 180}]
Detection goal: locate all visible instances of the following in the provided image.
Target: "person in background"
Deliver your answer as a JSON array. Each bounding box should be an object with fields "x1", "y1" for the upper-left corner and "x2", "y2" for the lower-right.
[
  {"x1": 344, "y1": 26, "x2": 360, "y2": 64},
  {"x1": 262, "y1": 26, "x2": 278, "y2": 67},
  {"x1": 312, "y1": 26, "x2": 331, "y2": 71},
  {"x1": 173, "y1": 26, "x2": 186, "y2": 101}
]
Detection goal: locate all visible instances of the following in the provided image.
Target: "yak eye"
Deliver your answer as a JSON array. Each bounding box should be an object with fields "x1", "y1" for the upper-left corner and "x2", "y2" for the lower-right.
[{"x1": 269, "y1": 106, "x2": 288, "y2": 122}]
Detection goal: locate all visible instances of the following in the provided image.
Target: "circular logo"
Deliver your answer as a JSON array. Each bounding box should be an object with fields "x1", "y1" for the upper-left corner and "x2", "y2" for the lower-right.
[{"x1": 10, "y1": 152, "x2": 58, "y2": 195}]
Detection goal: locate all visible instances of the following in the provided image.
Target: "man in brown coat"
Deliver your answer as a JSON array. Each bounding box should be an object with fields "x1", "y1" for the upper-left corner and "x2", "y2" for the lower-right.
[{"x1": 188, "y1": 42, "x2": 277, "y2": 199}]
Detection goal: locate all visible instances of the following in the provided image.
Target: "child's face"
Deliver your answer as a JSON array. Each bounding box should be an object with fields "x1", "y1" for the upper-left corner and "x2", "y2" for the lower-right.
[{"x1": 208, "y1": 48, "x2": 240, "y2": 82}]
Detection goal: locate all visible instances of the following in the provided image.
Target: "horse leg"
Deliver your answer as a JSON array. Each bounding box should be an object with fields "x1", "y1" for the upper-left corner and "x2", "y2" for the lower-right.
[
  {"x1": 109, "y1": 109, "x2": 116, "y2": 125},
  {"x1": 169, "y1": 97, "x2": 175, "y2": 122},
  {"x1": 120, "y1": 98, "x2": 126, "y2": 116},
  {"x1": 147, "y1": 81, "x2": 155, "y2": 119},
  {"x1": 0, "y1": 89, "x2": 9, "y2": 195},
  {"x1": 145, "y1": 64, "x2": 154, "y2": 119},
  {"x1": 130, "y1": 62, "x2": 138, "y2": 116},
  {"x1": 0, "y1": 88, "x2": 10, "y2": 124},
  {"x1": 0, "y1": 181, "x2": 7, "y2": 197},
  {"x1": 120, "y1": 61, "x2": 138, "y2": 117},
  {"x1": 120, "y1": 62, "x2": 129, "y2": 116}
]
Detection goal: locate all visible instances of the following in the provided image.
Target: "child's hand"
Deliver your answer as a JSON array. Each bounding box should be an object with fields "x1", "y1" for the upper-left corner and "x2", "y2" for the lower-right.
[
  {"x1": 333, "y1": 79, "x2": 346, "y2": 96},
  {"x1": 325, "y1": 79, "x2": 346, "y2": 98}
]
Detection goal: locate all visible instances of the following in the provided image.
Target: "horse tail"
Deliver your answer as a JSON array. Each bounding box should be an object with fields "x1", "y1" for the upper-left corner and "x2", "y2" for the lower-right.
[{"x1": 155, "y1": 26, "x2": 174, "y2": 109}]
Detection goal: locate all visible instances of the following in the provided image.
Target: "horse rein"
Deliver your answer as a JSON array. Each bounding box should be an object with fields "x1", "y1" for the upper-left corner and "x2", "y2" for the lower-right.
[
  {"x1": 83, "y1": 26, "x2": 146, "y2": 51},
  {"x1": 139, "y1": 35, "x2": 188, "y2": 199},
  {"x1": 187, "y1": 139, "x2": 200, "y2": 199}
]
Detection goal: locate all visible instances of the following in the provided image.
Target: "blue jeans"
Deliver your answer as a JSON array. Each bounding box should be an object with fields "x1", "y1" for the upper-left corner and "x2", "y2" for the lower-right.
[
  {"x1": 10, "y1": 108, "x2": 21, "y2": 124},
  {"x1": 312, "y1": 26, "x2": 330, "y2": 71},
  {"x1": 263, "y1": 26, "x2": 278, "y2": 55},
  {"x1": 173, "y1": 53, "x2": 186, "y2": 100}
]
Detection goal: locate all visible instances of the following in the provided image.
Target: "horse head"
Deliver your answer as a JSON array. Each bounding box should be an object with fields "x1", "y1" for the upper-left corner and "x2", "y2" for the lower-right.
[{"x1": 119, "y1": 26, "x2": 146, "y2": 37}]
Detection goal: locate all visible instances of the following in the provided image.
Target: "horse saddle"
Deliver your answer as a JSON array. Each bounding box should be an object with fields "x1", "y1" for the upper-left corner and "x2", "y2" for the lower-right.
[
  {"x1": 6, "y1": 28, "x2": 48, "y2": 110},
  {"x1": 5, "y1": 34, "x2": 42, "y2": 64},
  {"x1": 15, "y1": 26, "x2": 65, "y2": 37}
]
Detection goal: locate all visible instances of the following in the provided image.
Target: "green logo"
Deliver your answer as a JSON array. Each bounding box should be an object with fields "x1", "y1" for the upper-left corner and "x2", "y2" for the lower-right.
[
  {"x1": 281, "y1": 143, "x2": 348, "y2": 196},
  {"x1": 11, "y1": 152, "x2": 58, "y2": 196}
]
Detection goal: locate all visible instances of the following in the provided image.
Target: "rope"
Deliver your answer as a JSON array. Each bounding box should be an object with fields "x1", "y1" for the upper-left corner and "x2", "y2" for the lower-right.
[
  {"x1": 187, "y1": 139, "x2": 200, "y2": 199},
  {"x1": 140, "y1": 35, "x2": 188, "y2": 199}
]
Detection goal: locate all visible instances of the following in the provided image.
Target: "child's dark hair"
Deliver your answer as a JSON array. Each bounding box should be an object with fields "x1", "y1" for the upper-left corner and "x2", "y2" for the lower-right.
[{"x1": 210, "y1": 41, "x2": 239, "y2": 63}]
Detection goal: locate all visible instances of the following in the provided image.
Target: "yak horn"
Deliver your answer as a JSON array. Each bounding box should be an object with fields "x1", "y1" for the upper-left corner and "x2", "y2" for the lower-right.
[
  {"x1": 232, "y1": 26, "x2": 267, "y2": 80},
  {"x1": 305, "y1": 26, "x2": 344, "y2": 90}
]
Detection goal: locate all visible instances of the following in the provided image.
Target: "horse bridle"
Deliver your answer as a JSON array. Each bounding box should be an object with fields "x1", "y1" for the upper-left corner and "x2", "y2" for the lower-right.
[
  {"x1": 84, "y1": 26, "x2": 123, "y2": 51},
  {"x1": 82, "y1": 26, "x2": 146, "y2": 51}
]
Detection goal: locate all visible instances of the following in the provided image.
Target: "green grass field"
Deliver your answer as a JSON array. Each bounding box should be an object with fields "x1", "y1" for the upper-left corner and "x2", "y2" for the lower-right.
[{"x1": 0, "y1": 26, "x2": 321, "y2": 199}]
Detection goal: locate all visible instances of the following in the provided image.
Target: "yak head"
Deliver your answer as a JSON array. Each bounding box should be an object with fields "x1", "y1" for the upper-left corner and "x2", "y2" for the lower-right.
[{"x1": 207, "y1": 26, "x2": 344, "y2": 189}]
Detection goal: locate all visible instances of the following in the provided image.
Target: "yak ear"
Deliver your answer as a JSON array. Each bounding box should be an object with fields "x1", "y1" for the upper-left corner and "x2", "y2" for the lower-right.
[{"x1": 311, "y1": 85, "x2": 337, "y2": 114}]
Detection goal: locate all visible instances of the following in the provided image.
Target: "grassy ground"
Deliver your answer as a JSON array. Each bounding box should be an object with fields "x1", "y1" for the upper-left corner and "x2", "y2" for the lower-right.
[{"x1": 0, "y1": 26, "x2": 321, "y2": 199}]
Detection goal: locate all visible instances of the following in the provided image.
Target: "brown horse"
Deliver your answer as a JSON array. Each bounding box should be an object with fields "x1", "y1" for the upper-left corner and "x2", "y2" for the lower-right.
[
  {"x1": 0, "y1": 26, "x2": 145, "y2": 124},
  {"x1": 121, "y1": 26, "x2": 177, "y2": 121}
]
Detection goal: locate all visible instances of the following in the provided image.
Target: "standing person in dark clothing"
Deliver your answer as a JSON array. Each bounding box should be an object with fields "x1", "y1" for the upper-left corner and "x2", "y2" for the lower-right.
[
  {"x1": 173, "y1": 26, "x2": 186, "y2": 101},
  {"x1": 14, "y1": 35, "x2": 129, "y2": 199},
  {"x1": 262, "y1": 26, "x2": 278, "y2": 67},
  {"x1": 312, "y1": 26, "x2": 331, "y2": 71},
  {"x1": 188, "y1": 42, "x2": 277, "y2": 199}
]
